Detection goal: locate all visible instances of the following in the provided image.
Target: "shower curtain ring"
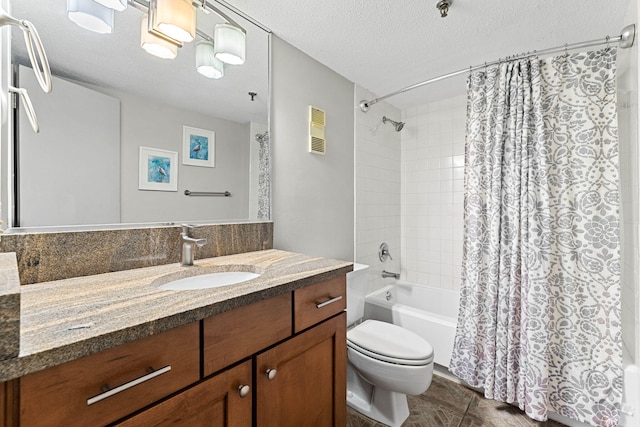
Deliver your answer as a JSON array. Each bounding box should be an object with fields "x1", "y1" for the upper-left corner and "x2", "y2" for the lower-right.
[{"x1": 605, "y1": 35, "x2": 611, "y2": 51}]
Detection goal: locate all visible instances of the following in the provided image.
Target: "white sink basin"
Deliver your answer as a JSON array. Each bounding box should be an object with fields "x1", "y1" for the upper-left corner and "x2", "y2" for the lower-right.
[{"x1": 158, "y1": 271, "x2": 261, "y2": 291}]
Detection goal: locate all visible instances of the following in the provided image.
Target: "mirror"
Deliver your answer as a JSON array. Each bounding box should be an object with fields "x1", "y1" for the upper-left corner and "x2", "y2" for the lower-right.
[{"x1": 7, "y1": 0, "x2": 270, "y2": 229}]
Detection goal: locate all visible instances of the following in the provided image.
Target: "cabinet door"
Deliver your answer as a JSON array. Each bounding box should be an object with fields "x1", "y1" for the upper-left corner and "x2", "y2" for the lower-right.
[
  {"x1": 256, "y1": 312, "x2": 346, "y2": 427},
  {"x1": 116, "y1": 360, "x2": 252, "y2": 427}
]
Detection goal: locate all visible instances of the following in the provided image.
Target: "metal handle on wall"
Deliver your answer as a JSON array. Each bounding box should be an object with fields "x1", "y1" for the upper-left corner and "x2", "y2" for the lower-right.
[{"x1": 9, "y1": 86, "x2": 39, "y2": 133}]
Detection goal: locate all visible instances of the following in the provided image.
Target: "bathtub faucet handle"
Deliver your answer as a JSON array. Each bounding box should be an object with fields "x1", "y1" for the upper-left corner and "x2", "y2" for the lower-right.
[{"x1": 379, "y1": 242, "x2": 393, "y2": 262}]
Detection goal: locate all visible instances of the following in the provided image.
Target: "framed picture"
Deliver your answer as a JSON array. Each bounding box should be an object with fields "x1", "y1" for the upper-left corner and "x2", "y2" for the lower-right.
[
  {"x1": 138, "y1": 146, "x2": 178, "y2": 191},
  {"x1": 183, "y1": 125, "x2": 215, "y2": 167}
]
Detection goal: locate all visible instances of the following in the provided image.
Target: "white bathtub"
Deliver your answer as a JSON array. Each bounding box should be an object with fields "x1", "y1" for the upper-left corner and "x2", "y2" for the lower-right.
[{"x1": 364, "y1": 281, "x2": 459, "y2": 367}]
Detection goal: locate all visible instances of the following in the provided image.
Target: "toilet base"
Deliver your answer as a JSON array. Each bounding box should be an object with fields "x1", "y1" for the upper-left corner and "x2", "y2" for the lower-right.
[{"x1": 347, "y1": 363, "x2": 410, "y2": 427}]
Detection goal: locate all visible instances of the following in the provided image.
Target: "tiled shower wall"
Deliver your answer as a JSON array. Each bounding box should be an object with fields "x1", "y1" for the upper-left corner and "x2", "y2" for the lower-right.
[
  {"x1": 355, "y1": 86, "x2": 401, "y2": 294},
  {"x1": 401, "y1": 95, "x2": 466, "y2": 290}
]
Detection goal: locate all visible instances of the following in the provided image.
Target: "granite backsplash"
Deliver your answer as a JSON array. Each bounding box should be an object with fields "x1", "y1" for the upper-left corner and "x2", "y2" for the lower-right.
[{"x1": 0, "y1": 222, "x2": 273, "y2": 285}]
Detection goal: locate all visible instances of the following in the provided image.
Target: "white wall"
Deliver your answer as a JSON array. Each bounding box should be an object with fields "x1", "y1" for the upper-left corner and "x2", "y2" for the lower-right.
[
  {"x1": 18, "y1": 67, "x2": 121, "y2": 227},
  {"x1": 113, "y1": 90, "x2": 251, "y2": 224},
  {"x1": 354, "y1": 86, "x2": 401, "y2": 293},
  {"x1": 619, "y1": 0, "x2": 640, "y2": 364},
  {"x1": 271, "y1": 36, "x2": 354, "y2": 261},
  {"x1": 401, "y1": 95, "x2": 466, "y2": 290}
]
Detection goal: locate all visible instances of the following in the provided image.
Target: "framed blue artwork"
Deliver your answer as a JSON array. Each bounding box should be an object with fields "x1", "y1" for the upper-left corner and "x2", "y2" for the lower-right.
[
  {"x1": 138, "y1": 146, "x2": 178, "y2": 191},
  {"x1": 182, "y1": 125, "x2": 215, "y2": 167}
]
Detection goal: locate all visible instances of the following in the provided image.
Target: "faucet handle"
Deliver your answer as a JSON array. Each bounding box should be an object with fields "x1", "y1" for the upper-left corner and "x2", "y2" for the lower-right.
[
  {"x1": 379, "y1": 242, "x2": 393, "y2": 262},
  {"x1": 181, "y1": 224, "x2": 199, "y2": 234}
]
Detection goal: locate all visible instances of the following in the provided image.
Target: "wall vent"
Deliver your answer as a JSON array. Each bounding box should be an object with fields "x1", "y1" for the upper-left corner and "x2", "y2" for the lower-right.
[
  {"x1": 309, "y1": 106, "x2": 326, "y2": 155},
  {"x1": 310, "y1": 106, "x2": 326, "y2": 126}
]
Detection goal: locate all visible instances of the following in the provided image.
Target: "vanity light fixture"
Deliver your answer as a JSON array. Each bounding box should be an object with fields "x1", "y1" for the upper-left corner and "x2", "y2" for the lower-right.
[
  {"x1": 140, "y1": 14, "x2": 178, "y2": 59},
  {"x1": 94, "y1": 0, "x2": 127, "y2": 12},
  {"x1": 65, "y1": 0, "x2": 247, "y2": 75},
  {"x1": 213, "y1": 23, "x2": 246, "y2": 65},
  {"x1": 66, "y1": 0, "x2": 114, "y2": 34},
  {"x1": 196, "y1": 40, "x2": 224, "y2": 79},
  {"x1": 148, "y1": 0, "x2": 196, "y2": 43}
]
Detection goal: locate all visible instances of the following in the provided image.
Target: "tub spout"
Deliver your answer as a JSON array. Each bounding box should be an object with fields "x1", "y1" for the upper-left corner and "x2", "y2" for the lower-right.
[{"x1": 381, "y1": 270, "x2": 400, "y2": 279}]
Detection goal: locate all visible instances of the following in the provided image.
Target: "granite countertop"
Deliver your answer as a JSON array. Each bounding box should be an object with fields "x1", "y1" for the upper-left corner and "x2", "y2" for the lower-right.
[{"x1": 0, "y1": 249, "x2": 352, "y2": 382}]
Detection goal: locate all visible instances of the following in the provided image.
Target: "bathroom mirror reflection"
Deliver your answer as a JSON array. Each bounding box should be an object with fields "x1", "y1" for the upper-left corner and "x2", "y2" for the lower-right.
[{"x1": 6, "y1": 0, "x2": 270, "y2": 229}]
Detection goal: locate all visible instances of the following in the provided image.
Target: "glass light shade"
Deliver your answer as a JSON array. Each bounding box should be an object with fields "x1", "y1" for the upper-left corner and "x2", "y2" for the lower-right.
[
  {"x1": 93, "y1": 0, "x2": 127, "y2": 12},
  {"x1": 196, "y1": 41, "x2": 224, "y2": 79},
  {"x1": 213, "y1": 23, "x2": 246, "y2": 65},
  {"x1": 152, "y1": 0, "x2": 196, "y2": 43},
  {"x1": 140, "y1": 14, "x2": 178, "y2": 60},
  {"x1": 67, "y1": 0, "x2": 114, "y2": 34}
]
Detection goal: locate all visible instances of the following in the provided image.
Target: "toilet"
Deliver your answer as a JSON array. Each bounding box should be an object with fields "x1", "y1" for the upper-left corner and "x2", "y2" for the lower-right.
[{"x1": 346, "y1": 264, "x2": 434, "y2": 427}]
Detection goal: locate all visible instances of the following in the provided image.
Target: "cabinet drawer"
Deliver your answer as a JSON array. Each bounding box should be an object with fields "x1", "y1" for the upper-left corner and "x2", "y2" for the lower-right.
[
  {"x1": 203, "y1": 293, "x2": 292, "y2": 377},
  {"x1": 20, "y1": 322, "x2": 199, "y2": 427},
  {"x1": 294, "y1": 275, "x2": 346, "y2": 333}
]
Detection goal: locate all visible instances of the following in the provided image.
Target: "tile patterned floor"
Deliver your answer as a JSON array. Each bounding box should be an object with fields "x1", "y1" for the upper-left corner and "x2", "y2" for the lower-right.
[{"x1": 346, "y1": 374, "x2": 568, "y2": 427}]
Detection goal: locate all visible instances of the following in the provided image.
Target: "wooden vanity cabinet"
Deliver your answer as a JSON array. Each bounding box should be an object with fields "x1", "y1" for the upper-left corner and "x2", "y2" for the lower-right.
[{"x1": 13, "y1": 274, "x2": 347, "y2": 427}]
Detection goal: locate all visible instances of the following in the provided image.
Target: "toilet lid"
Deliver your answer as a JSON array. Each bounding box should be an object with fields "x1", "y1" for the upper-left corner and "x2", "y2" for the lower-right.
[{"x1": 347, "y1": 320, "x2": 434, "y2": 365}]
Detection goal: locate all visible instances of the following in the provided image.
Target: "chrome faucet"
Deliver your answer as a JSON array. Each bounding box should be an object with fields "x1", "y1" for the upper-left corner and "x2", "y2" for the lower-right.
[
  {"x1": 381, "y1": 270, "x2": 400, "y2": 279},
  {"x1": 180, "y1": 224, "x2": 207, "y2": 266}
]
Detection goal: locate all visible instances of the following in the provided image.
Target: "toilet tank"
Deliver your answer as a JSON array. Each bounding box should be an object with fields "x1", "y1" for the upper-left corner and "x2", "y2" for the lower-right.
[{"x1": 346, "y1": 263, "x2": 370, "y2": 326}]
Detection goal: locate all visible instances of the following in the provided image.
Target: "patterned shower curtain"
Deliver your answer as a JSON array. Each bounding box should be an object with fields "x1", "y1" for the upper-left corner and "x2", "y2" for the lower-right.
[
  {"x1": 449, "y1": 49, "x2": 622, "y2": 427},
  {"x1": 256, "y1": 131, "x2": 271, "y2": 220}
]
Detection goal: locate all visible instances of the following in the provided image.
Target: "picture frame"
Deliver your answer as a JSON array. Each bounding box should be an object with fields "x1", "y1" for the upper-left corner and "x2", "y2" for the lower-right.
[
  {"x1": 138, "y1": 146, "x2": 178, "y2": 191},
  {"x1": 182, "y1": 125, "x2": 215, "y2": 167}
]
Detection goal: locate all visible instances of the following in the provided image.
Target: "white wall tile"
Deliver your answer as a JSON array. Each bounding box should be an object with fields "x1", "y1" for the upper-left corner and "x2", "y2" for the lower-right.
[
  {"x1": 355, "y1": 86, "x2": 402, "y2": 294},
  {"x1": 401, "y1": 95, "x2": 466, "y2": 291}
]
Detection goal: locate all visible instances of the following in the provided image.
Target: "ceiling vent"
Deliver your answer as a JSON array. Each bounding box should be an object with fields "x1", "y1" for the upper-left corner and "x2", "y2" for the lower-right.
[{"x1": 309, "y1": 105, "x2": 326, "y2": 155}]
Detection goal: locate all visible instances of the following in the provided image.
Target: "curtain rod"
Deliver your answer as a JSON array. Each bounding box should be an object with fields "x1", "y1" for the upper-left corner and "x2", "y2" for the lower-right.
[{"x1": 359, "y1": 24, "x2": 636, "y2": 112}]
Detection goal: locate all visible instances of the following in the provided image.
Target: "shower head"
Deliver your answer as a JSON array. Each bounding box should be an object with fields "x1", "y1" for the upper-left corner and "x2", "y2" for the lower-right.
[{"x1": 382, "y1": 116, "x2": 405, "y2": 132}]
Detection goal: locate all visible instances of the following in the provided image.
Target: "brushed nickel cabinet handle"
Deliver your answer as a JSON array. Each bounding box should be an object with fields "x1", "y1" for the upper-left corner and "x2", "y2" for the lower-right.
[
  {"x1": 315, "y1": 295, "x2": 343, "y2": 309},
  {"x1": 238, "y1": 384, "x2": 250, "y2": 398},
  {"x1": 86, "y1": 365, "x2": 172, "y2": 406},
  {"x1": 266, "y1": 369, "x2": 277, "y2": 380}
]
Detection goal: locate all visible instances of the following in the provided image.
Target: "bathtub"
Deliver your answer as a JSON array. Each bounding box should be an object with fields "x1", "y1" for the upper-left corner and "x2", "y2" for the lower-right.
[{"x1": 364, "y1": 281, "x2": 459, "y2": 367}]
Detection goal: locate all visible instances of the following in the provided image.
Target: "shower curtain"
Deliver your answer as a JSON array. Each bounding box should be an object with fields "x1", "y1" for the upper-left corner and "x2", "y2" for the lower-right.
[
  {"x1": 256, "y1": 131, "x2": 271, "y2": 220},
  {"x1": 449, "y1": 49, "x2": 622, "y2": 427}
]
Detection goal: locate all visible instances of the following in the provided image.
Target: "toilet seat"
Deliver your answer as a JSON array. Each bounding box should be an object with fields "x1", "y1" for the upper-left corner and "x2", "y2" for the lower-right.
[{"x1": 347, "y1": 320, "x2": 434, "y2": 366}]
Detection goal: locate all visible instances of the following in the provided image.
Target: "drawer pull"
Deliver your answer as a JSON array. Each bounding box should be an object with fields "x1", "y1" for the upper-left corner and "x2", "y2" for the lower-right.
[
  {"x1": 315, "y1": 295, "x2": 343, "y2": 309},
  {"x1": 238, "y1": 384, "x2": 250, "y2": 398},
  {"x1": 86, "y1": 365, "x2": 172, "y2": 406},
  {"x1": 266, "y1": 369, "x2": 277, "y2": 380}
]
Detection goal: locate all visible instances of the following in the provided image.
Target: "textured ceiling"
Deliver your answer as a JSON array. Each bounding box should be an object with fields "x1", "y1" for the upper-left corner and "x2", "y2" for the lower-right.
[
  {"x1": 227, "y1": 0, "x2": 632, "y2": 109},
  {"x1": 11, "y1": 1, "x2": 633, "y2": 116}
]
